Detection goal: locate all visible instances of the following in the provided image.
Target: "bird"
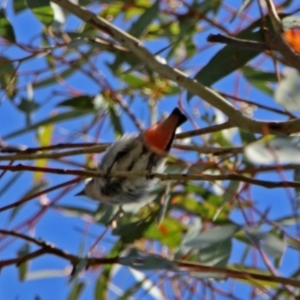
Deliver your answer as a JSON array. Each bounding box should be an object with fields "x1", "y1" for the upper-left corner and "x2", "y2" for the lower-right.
[{"x1": 76, "y1": 107, "x2": 187, "y2": 205}]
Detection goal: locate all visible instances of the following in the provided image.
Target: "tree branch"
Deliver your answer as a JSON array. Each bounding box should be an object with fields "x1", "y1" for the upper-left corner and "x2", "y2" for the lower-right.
[
  {"x1": 49, "y1": 0, "x2": 300, "y2": 135},
  {"x1": 207, "y1": 34, "x2": 270, "y2": 51},
  {"x1": 0, "y1": 230, "x2": 299, "y2": 288}
]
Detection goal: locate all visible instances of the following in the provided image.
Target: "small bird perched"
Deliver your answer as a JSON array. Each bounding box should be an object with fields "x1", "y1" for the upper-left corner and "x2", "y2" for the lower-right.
[{"x1": 76, "y1": 108, "x2": 187, "y2": 205}]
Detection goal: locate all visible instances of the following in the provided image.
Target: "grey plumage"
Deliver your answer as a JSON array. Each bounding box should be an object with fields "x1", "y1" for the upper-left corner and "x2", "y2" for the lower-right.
[
  {"x1": 77, "y1": 108, "x2": 187, "y2": 205},
  {"x1": 78, "y1": 134, "x2": 166, "y2": 204}
]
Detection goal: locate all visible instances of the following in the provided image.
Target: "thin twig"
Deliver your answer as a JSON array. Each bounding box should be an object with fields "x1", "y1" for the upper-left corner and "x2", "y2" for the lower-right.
[
  {"x1": 0, "y1": 230, "x2": 299, "y2": 288},
  {"x1": 49, "y1": 0, "x2": 300, "y2": 134},
  {"x1": 175, "y1": 122, "x2": 233, "y2": 139}
]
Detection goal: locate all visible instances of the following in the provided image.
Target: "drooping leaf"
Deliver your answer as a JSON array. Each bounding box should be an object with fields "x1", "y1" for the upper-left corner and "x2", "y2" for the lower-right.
[
  {"x1": 112, "y1": 217, "x2": 154, "y2": 244},
  {"x1": 122, "y1": 73, "x2": 147, "y2": 88},
  {"x1": 245, "y1": 135, "x2": 300, "y2": 164},
  {"x1": 17, "y1": 243, "x2": 30, "y2": 281},
  {"x1": 274, "y1": 68, "x2": 300, "y2": 112},
  {"x1": 70, "y1": 258, "x2": 88, "y2": 282},
  {"x1": 58, "y1": 96, "x2": 93, "y2": 109},
  {"x1": 191, "y1": 15, "x2": 279, "y2": 90},
  {"x1": 192, "y1": 0, "x2": 222, "y2": 14},
  {"x1": 34, "y1": 124, "x2": 53, "y2": 181},
  {"x1": 26, "y1": 0, "x2": 54, "y2": 26},
  {"x1": 0, "y1": 10, "x2": 16, "y2": 43},
  {"x1": 0, "y1": 56, "x2": 17, "y2": 98},
  {"x1": 108, "y1": 104, "x2": 124, "y2": 137},
  {"x1": 242, "y1": 66, "x2": 277, "y2": 95},
  {"x1": 13, "y1": 0, "x2": 28, "y2": 14},
  {"x1": 183, "y1": 223, "x2": 240, "y2": 249},
  {"x1": 260, "y1": 233, "x2": 286, "y2": 263},
  {"x1": 18, "y1": 98, "x2": 40, "y2": 114},
  {"x1": 175, "y1": 218, "x2": 202, "y2": 259},
  {"x1": 230, "y1": 0, "x2": 253, "y2": 22},
  {"x1": 67, "y1": 280, "x2": 85, "y2": 300},
  {"x1": 94, "y1": 241, "x2": 124, "y2": 300},
  {"x1": 244, "y1": 228, "x2": 286, "y2": 263},
  {"x1": 129, "y1": 1, "x2": 159, "y2": 38},
  {"x1": 293, "y1": 166, "x2": 300, "y2": 196},
  {"x1": 199, "y1": 238, "x2": 232, "y2": 267}
]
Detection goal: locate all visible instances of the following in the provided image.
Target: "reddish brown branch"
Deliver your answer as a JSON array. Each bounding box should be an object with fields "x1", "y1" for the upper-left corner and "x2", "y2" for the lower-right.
[
  {"x1": 0, "y1": 229, "x2": 299, "y2": 288},
  {"x1": 207, "y1": 34, "x2": 270, "y2": 51},
  {"x1": 0, "y1": 178, "x2": 80, "y2": 213}
]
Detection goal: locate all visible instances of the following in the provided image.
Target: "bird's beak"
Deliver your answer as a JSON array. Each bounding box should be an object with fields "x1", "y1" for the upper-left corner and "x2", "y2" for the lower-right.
[{"x1": 75, "y1": 189, "x2": 85, "y2": 197}]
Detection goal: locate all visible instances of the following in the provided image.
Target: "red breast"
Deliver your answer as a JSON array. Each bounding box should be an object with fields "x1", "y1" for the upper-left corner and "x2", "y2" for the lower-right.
[{"x1": 142, "y1": 108, "x2": 187, "y2": 153}]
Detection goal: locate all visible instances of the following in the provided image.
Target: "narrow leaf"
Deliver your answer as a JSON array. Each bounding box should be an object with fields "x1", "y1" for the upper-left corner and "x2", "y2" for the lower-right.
[
  {"x1": 26, "y1": 0, "x2": 54, "y2": 26},
  {"x1": 0, "y1": 10, "x2": 16, "y2": 43},
  {"x1": 4, "y1": 110, "x2": 94, "y2": 140}
]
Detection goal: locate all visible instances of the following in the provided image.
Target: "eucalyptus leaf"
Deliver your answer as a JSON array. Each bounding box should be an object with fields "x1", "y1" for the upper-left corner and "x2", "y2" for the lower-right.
[
  {"x1": 274, "y1": 68, "x2": 300, "y2": 112},
  {"x1": 245, "y1": 135, "x2": 300, "y2": 164}
]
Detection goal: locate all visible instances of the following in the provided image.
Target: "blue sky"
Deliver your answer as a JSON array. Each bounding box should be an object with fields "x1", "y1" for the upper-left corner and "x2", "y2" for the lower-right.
[{"x1": 0, "y1": 1, "x2": 299, "y2": 299}]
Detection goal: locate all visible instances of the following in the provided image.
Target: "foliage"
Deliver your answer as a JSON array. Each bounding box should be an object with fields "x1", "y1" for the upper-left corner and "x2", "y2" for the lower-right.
[{"x1": 1, "y1": 0, "x2": 300, "y2": 299}]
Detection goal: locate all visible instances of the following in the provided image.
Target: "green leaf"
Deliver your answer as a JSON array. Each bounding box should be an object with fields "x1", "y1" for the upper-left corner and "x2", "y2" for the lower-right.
[
  {"x1": 260, "y1": 233, "x2": 286, "y2": 262},
  {"x1": 199, "y1": 238, "x2": 232, "y2": 267},
  {"x1": 108, "y1": 2, "x2": 159, "y2": 72},
  {"x1": 122, "y1": 73, "x2": 147, "y2": 88},
  {"x1": 112, "y1": 217, "x2": 154, "y2": 244},
  {"x1": 120, "y1": 249, "x2": 175, "y2": 271},
  {"x1": 230, "y1": 0, "x2": 253, "y2": 22},
  {"x1": 144, "y1": 217, "x2": 185, "y2": 248},
  {"x1": 191, "y1": 15, "x2": 279, "y2": 90},
  {"x1": 0, "y1": 10, "x2": 16, "y2": 43},
  {"x1": 26, "y1": 0, "x2": 54, "y2": 26},
  {"x1": 244, "y1": 228, "x2": 286, "y2": 262},
  {"x1": 183, "y1": 223, "x2": 240, "y2": 249},
  {"x1": 108, "y1": 104, "x2": 124, "y2": 137},
  {"x1": 94, "y1": 241, "x2": 123, "y2": 299},
  {"x1": 119, "y1": 279, "x2": 148, "y2": 300},
  {"x1": 70, "y1": 259, "x2": 88, "y2": 282},
  {"x1": 223, "y1": 180, "x2": 240, "y2": 203},
  {"x1": 0, "y1": 57, "x2": 16, "y2": 98},
  {"x1": 195, "y1": 31, "x2": 263, "y2": 87},
  {"x1": 245, "y1": 135, "x2": 300, "y2": 164},
  {"x1": 173, "y1": 193, "x2": 229, "y2": 222},
  {"x1": 67, "y1": 280, "x2": 85, "y2": 300},
  {"x1": 192, "y1": 0, "x2": 222, "y2": 14},
  {"x1": 17, "y1": 243, "x2": 30, "y2": 281},
  {"x1": 4, "y1": 110, "x2": 95, "y2": 140},
  {"x1": 129, "y1": 1, "x2": 159, "y2": 37},
  {"x1": 239, "y1": 129, "x2": 256, "y2": 145},
  {"x1": 242, "y1": 66, "x2": 277, "y2": 94},
  {"x1": 293, "y1": 166, "x2": 300, "y2": 196},
  {"x1": 274, "y1": 68, "x2": 300, "y2": 112},
  {"x1": 175, "y1": 218, "x2": 202, "y2": 259},
  {"x1": 18, "y1": 98, "x2": 40, "y2": 114},
  {"x1": 13, "y1": 0, "x2": 28, "y2": 14},
  {"x1": 57, "y1": 96, "x2": 94, "y2": 109}
]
